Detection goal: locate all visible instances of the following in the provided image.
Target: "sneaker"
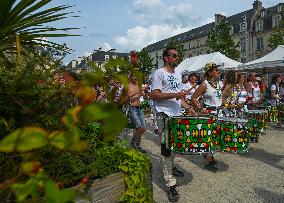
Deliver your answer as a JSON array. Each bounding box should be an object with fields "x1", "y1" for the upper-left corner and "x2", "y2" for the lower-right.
[
  {"x1": 203, "y1": 155, "x2": 217, "y2": 166},
  {"x1": 205, "y1": 162, "x2": 218, "y2": 172},
  {"x1": 167, "y1": 185, "x2": 180, "y2": 202},
  {"x1": 172, "y1": 167, "x2": 184, "y2": 177}
]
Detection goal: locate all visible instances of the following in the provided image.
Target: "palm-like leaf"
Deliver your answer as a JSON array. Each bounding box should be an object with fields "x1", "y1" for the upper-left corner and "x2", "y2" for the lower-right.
[{"x1": 0, "y1": 0, "x2": 80, "y2": 53}]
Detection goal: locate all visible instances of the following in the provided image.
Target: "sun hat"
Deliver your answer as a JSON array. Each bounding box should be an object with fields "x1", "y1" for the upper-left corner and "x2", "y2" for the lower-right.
[{"x1": 204, "y1": 62, "x2": 221, "y2": 74}]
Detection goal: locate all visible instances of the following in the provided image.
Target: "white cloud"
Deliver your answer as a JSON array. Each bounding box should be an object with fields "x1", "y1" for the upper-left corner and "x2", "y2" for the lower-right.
[
  {"x1": 133, "y1": 0, "x2": 161, "y2": 8},
  {"x1": 81, "y1": 52, "x2": 92, "y2": 57},
  {"x1": 115, "y1": 24, "x2": 193, "y2": 51},
  {"x1": 115, "y1": 2, "x2": 226, "y2": 52},
  {"x1": 101, "y1": 42, "x2": 112, "y2": 51},
  {"x1": 131, "y1": 1, "x2": 201, "y2": 27}
]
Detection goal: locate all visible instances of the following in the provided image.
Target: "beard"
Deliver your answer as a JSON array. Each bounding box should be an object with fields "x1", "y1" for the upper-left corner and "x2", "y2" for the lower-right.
[{"x1": 169, "y1": 62, "x2": 178, "y2": 69}]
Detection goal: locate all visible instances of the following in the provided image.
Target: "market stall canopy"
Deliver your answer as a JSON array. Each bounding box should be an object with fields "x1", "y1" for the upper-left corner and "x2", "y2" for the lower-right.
[
  {"x1": 238, "y1": 45, "x2": 284, "y2": 73},
  {"x1": 176, "y1": 52, "x2": 242, "y2": 75}
]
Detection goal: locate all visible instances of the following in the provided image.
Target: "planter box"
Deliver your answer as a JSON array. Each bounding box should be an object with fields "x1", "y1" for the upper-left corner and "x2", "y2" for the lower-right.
[{"x1": 76, "y1": 172, "x2": 125, "y2": 203}]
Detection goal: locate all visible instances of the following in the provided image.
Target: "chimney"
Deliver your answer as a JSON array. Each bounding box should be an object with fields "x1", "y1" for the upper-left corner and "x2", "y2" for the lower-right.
[
  {"x1": 215, "y1": 14, "x2": 226, "y2": 25},
  {"x1": 253, "y1": 0, "x2": 262, "y2": 12}
]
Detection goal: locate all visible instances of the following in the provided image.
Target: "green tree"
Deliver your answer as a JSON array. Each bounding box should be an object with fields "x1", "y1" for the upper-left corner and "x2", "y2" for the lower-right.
[
  {"x1": 137, "y1": 48, "x2": 155, "y2": 76},
  {"x1": 268, "y1": 9, "x2": 284, "y2": 49},
  {"x1": 0, "y1": 0, "x2": 79, "y2": 55},
  {"x1": 165, "y1": 38, "x2": 185, "y2": 64},
  {"x1": 206, "y1": 21, "x2": 240, "y2": 60}
]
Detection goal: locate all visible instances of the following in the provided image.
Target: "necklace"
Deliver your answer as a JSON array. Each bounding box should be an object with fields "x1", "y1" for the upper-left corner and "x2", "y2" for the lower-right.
[{"x1": 207, "y1": 79, "x2": 217, "y2": 89}]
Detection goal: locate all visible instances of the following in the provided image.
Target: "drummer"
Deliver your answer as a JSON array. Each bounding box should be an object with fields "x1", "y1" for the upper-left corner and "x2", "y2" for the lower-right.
[
  {"x1": 183, "y1": 72, "x2": 199, "y2": 101},
  {"x1": 269, "y1": 74, "x2": 282, "y2": 128},
  {"x1": 191, "y1": 62, "x2": 222, "y2": 172},
  {"x1": 221, "y1": 70, "x2": 238, "y2": 116},
  {"x1": 151, "y1": 47, "x2": 197, "y2": 202},
  {"x1": 235, "y1": 72, "x2": 249, "y2": 110},
  {"x1": 246, "y1": 72, "x2": 263, "y2": 109}
]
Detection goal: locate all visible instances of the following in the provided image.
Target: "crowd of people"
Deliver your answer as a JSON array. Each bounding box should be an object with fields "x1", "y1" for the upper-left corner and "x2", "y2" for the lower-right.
[{"x1": 91, "y1": 47, "x2": 283, "y2": 202}]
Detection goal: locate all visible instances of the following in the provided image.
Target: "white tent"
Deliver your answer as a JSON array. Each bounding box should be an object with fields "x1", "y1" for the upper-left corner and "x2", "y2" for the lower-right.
[
  {"x1": 176, "y1": 52, "x2": 242, "y2": 75},
  {"x1": 238, "y1": 45, "x2": 284, "y2": 73}
]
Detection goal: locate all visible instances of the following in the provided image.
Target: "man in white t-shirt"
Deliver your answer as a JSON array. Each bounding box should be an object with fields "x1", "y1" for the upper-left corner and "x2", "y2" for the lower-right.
[{"x1": 151, "y1": 47, "x2": 196, "y2": 202}]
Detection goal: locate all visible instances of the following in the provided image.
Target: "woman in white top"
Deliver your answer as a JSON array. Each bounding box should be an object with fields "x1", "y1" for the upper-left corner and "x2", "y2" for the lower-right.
[
  {"x1": 221, "y1": 70, "x2": 238, "y2": 107},
  {"x1": 246, "y1": 72, "x2": 263, "y2": 109},
  {"x1": 235, "y1": 72, "x2": 248, "y2": 106},
  {"x1": 191, "y1": 62, "x2": 222, "y2": 172},
  {"x1": 184, "y1": 72, "x2": 199, "y2": 100},
  {"x1": 269, "y1": 74, "x2": 282, "y2": 127}
]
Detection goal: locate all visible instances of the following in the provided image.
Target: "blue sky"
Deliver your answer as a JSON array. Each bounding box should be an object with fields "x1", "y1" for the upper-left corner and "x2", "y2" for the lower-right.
[{"x1": 46, "y1": 0, "x2": 283, "y2": 64}]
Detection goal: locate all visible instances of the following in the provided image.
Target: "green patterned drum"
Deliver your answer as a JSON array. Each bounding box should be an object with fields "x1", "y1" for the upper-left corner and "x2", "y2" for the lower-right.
[
  {"x1": 218, "y1": 117, "x2": 249, "y2": 153},
  {"x1": 248, "y1": 110, "x2": 269, "y2": 130},
  {"x1": 278, "y1": 104, "x2": 284, "y2": 121},
  {"x1": 269, "y1": 107, "x2": 279, "y2": 124},
  {"x1": 167, "y1": 116, "x2": 218, "y2": 154}
]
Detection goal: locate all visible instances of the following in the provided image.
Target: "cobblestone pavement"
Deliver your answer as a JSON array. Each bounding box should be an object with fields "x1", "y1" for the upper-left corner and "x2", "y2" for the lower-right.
[{"x1": 125, "y1": 116, "x2": 284, "y2": 203}]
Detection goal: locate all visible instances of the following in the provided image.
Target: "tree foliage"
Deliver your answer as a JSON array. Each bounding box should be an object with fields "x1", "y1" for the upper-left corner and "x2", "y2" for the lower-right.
[
  {"x1": 206, "y1": 21, "x2": 240, "y2": 60},
  {"x1": 137, "y1": 48, "x2": 155, "y2": 76},
  {"x1": 269, "y1": 9, "x2": 284, "y2": 49},
  {"x1": 0, "y1": 0, "x2": 80, "y2": 54},
  {"x1": 165, "y1": 38, "x2": 185, "y2": 64}
]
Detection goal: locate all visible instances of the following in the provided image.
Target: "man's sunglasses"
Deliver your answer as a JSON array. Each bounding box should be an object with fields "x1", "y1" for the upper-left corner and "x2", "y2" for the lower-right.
[{"x1": 167, "y1": 54, "x2": 179, "y2": 58}]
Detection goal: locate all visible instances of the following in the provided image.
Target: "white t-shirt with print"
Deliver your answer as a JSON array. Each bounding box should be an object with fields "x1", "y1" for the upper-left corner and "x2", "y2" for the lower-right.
[{"x1": 151, "y1": 68, "x2": 182, "y2": 117}]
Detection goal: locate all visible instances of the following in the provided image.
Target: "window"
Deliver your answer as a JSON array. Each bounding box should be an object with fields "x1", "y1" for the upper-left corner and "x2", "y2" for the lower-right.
[
  {"x1": 261, "y1": 10, "x2": 266, "y2": 17},
  {"x1": 241, "y1": 37, "x2": 246, "y2": 52},
  {"x1": 189, "y1": 54, "x2": 192, "y2": 57},
  {"x1": 256, "y1": 37, "x2": 264, "y2": 51},
  {"x1": 105, "y1": 55, "x2": 109, "y2": 61},
  {"x1": 278, "y1": 5, "x2": 282, "y2": 12},
  {"x1": 229, "y1": 26, "x2": 234, "y2": 35},
  {"x1": 189, "y1": 42, "x2": 192, "y2": 49},
  {"x1": 239, "y1": 22, "x2": 247, "y2": 32},
  {"x1": 197, "y1": 40, "x2": 200, "y2": 47},
  {"x1": 272, "y1": 15, "x2": 281, "y2": 27},
  {"x1": 255, "y1": 20, "x2": 263, "y2": 32}
]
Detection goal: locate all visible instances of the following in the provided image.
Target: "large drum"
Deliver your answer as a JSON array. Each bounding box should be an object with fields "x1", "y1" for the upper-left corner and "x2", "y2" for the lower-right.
[
  {"x1": 247, "y1": 109, "x2": 269, "y2": 130},
  {"x1": 278, "y1": 103, "x2": 284, "y2": 122},
  {"x1": 167, "y1": 116, "x2": 218, "y2": 154},
  {"x1": 218, "y1": 117, "x2": 249, "y2": 153},
  {"x1": 268, "y1": 106, "x2": 279, "y2": 124}
]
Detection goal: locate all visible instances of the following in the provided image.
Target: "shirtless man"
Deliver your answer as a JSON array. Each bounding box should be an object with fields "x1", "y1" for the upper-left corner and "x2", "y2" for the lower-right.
[{"x1": 127, "y1": 73, "x2": 147, "y2": 153}]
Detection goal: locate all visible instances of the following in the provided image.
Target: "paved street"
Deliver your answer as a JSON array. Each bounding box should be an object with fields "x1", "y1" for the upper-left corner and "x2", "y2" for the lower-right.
[{"x1": 128, "y1": 116, "x2": 284, "y2": 203}]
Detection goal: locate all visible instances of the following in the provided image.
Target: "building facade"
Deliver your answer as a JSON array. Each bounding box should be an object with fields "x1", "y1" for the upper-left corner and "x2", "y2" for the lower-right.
[
  {"x1": 145, "y1": 0, "x2": 283, "y2": 68},
  {"x1": 67, "y1": 49, "x2": 128, "y2": 72}
]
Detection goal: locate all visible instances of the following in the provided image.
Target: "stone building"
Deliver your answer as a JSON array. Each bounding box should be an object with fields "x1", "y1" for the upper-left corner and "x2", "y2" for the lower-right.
[
  {"x1": 145, "y1": 0, "x2": 283, "y2": 68},
  {"x1": 67, "y1": 49, "x2": 128, "y2": 72}
]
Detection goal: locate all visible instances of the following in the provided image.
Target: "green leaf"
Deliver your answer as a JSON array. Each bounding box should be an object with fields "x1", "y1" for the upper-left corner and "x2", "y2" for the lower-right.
[
  {"x1": 119, "y1": 165, "x2": 129, "y2": 172},
  {"x1": 11, "y1": 178, "x2": 39, "y2": 202},
  {"x1": 0, "y1": 127, "x2": 48, "y2": 152},
  {"x1": 132, "y1": 175, "x2": 140, "y2": 185},
  {"x1": 44, "y1": 180, "x2": 76, "y2": 203},
  {"x1": 49, "y1": 131, "x2": 69, "y2": 150},
  {"x1": 62, "y1": 106, "x2": 82, "y2": 128}
]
